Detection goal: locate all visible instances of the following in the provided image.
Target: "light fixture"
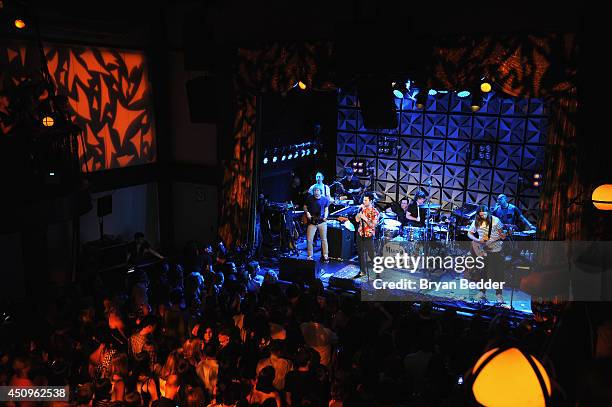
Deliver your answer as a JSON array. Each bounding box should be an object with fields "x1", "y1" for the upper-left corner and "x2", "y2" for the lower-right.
[
  {"x1": 288, "y1": 153, "x2": 293, "y2": 160},
  {"x1": 471, "y1": 89, "x2": 483, "y2": 112},
  {"x1": 457, "y1": 90, "x2": 471, "y2": 98},
  {"x1": 313, "y1": 148, "x2": 318, "y2": 155},
  {"x1": 416, "y1": 89, "x2": 428, "y2": 109},
  {"x1": 298, "y1": 81, "x2": 307, "y2": 90},
  {"x1": 281, "y1": 155, "x2": 286, "y2": 161},
  {"x1": 481, "y1": 80, "x2": 492, "y2": 93},
  {"x1": 14, "y1": 19, "x2": 26, "y2": 29},
  {"x1": 468, "y1": 347, "x2": 552, "y2": 407},
  {"x1": 592, "y1": 184, "x2": 612, "y2": 210},
  {"x1": 392, "y1": 81, "x2": 408, "y2": 98},
  {"x1": 272, "y1": 156, "x2": 278, "y2": 163},
  {"x1": 41, "y1": 115, "x2": 55, "y2": 127},
  {"x1": 428, "y1": 89, "x2": 438, "y2": 96},
  {"x1": 263, "y1": 157, "x2": 268, "y2": 164}
]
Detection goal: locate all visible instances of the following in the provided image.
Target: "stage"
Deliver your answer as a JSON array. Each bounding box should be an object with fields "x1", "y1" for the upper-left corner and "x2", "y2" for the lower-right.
[{"x1": 259, "y1": 236, "x2": 534, "y2": 322}]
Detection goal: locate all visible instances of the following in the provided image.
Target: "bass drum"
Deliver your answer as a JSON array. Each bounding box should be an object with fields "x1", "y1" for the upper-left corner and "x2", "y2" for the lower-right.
[{"x1": 381, "y1": 225, "x2": 400, "y2": 240}]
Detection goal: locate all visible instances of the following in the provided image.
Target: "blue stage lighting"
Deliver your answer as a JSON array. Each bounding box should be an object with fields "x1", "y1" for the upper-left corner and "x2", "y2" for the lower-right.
[
  {"x1": 272, "y1": 156, "x2": 278, "y2": 163},
  {"x1": 263, "y1": 157, "x2": 268, "y2": 164},
  {"x1": 428, "y1": 89, "x2": 438, "y2": 96},
  {"x1": 313, "y1": 148, "x2": 318, "y2": 155},
  {"x1": 457, "y1": 90, "x2": 471, "y2": 98},
  {"x1": 281, "y1": 155, "x2": 286, "y2": 161}
]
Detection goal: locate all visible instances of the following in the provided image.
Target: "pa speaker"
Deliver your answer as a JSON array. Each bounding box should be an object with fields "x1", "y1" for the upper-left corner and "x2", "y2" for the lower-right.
[
  {"x1": 97, "y1": 195, "x2": 112, "y2": 217},
  {"x1": 357, "y1": 76, "x2": 397, "y2": 129},
  {"x1": 185, "y1": 76, "x2": 218, "y2": 123},
  {"x1": 279, "y1": 257, "x2": 317, "y2": 285}
]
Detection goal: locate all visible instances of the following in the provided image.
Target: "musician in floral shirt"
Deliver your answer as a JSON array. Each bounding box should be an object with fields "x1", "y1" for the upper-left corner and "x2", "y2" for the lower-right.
[{"x1": 354, "y1": 192, "x2": 379, "y2": 278}]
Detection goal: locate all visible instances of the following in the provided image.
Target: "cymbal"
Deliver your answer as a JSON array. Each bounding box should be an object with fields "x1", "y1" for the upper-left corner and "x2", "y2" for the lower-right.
[{"x1": 419, "y1": 203, "x2": 441, "y2": 209}]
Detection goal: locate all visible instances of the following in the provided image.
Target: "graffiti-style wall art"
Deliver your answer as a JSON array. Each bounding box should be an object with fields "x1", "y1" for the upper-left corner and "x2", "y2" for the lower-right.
[
  {"x1": 336, "y1": 89, "x2": 547, "y2": 224},
  {"x1": 0, "y1": 42, "x2": 156, "y2": 171}
]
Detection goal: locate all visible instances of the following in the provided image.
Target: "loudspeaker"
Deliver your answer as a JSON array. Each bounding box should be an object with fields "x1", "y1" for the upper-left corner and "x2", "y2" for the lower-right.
[
  {"x1": 279, "y1": 257, "x2": 317, "y2": 285},
  {"x1": 328, "y1": 224, "x2": 355, "y2": 260},
  {"x1": 357, "y1": 76, "x2": 398, "y2": 129},
  {"x1": 185, "y1": 76, "x2": 218, "y2": 123},
  {"x1": 97, "y1": 195, "x2": 112, "y2": 217}
]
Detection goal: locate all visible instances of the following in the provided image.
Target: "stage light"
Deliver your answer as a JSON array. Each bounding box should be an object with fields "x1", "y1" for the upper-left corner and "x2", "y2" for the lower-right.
[
  {"x1": 392, "y1": 81, "x2": 408, "y2": 98},
  {"x1": 416, "y1": 89, "x2": 428, "y2": 109},
  {"x1": 301, "y1": 149, "x2": 306, "y2": 157},
  {"x1": 534, "y1": 173, "x2": 541, "y2": 179},
  {"x1": 306, "y1": 149, "x2": 311, "y2": 155},
  {"x1": 263, "y1": 157, "x2": 268, "y2": 164},
  {"x1": 592, "y1": 184, "x2": 612, "y2": 210},
  {"x1": 468, "y1": 347, "x2": 552, "y2": 407},
  {"x1": 298, "y1": 81, "x2": 307, "y2": 90},
  {"x1": 533, "y1": 181, "x2": 540, "y2": 187},
  {"x1": 428, "y1": 89, "x2": 438, "y2": 96},
  {"x1": 14, "y1": 19, "x2": 26, "y2": 29},
  {"x1": 289, "y1": 153, "x2": 294, "y2": 159},
  {"x1": 313, "y1": 148, "x2": 318, "y2": 155},
  {"x1": 281, "y1": 155, "x2": 286, "y2": 161},
  {"x1": 457, "y1": 90, "x2": 471, "y2": 98},
  {"x1": 41, "y1": 115, "x2": 55, "y2": 127},
  {"x1": 481, "y1": 81, "x2": 492, "y2": 93},
  {"x1": 471, "y1": 89, "x2": 483, "y2": 112},
  {"x1": 272, "y1": 156, "x2": 277, "y2": 163}
]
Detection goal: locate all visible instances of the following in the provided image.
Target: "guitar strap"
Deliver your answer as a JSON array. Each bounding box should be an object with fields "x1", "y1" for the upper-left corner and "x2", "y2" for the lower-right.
[{"x1": 487, "y1": 215, "x2": 493, "y2": 240}]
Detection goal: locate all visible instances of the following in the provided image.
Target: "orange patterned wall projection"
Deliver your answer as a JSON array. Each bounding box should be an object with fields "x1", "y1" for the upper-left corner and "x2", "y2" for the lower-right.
[{"x1": 0, "y1": 43, "x2": 156, "y2": 171}]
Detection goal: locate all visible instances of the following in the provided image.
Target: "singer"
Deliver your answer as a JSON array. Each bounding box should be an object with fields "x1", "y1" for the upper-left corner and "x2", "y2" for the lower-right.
[{"x1": 354, "y1": 192, "x2": 379, "y2": 279}]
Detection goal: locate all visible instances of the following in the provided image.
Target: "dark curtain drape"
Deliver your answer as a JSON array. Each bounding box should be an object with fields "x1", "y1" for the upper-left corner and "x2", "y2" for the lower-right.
[{"x1": 220, "y1": 34, "x2": 580, "y2": 245}]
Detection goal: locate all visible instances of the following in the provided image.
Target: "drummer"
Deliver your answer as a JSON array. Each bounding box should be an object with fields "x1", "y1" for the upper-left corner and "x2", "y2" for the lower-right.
[
  {"x1": 406, "y1": 191, "x2": 427, "y2": 227},
  {"x1": 387, "y1": 197, "x2": 411, "y2": 227},
  {"x1": 340, "y1": 167, "x2": 363, "y2": 202}
]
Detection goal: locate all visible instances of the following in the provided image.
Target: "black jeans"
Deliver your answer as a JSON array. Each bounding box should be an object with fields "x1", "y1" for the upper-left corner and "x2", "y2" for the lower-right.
[
  {"x1": 475, "y1": 251, "x2": 505, "y2": 295},
  {"x1": 357, "y1": 235, "x2": 375, "y2": 276}
]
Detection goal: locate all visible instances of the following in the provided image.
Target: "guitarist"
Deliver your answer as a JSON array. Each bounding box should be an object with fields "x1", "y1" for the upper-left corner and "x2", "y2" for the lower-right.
[
  {"x1": 303, "y1": 186, "x2": 330, "y2": 262},
  {"x1": 467, "y1": 205, "x2": 505, "y2": 303}
]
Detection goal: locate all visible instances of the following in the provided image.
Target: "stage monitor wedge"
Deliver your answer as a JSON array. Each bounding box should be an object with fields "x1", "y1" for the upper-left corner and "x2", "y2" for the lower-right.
[{"x1": 357, "y1": 76, "x2": 398, "y2": 130}]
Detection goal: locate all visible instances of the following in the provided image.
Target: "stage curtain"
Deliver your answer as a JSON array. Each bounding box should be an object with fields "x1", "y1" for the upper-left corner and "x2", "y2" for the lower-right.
[{"x1": 219, "y1": 42, "x2": 335, "y2": 246}]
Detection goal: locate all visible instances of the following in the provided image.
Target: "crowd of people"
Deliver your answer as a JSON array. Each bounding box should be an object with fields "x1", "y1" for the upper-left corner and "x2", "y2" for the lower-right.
[{"x1": 0, "y1": 240, "x2": 610, "y2": 406}]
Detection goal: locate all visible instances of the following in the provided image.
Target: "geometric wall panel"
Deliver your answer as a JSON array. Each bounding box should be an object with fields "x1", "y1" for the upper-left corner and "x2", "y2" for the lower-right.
[
  {"x1": 399, "y1": 137, "x2": 423, "y2": 161},
  {"x1": 375, "y1": 181, "x2": 399, "y2": 203},
  {"x1": 444, "y1": 140, "x2": 470, "y2": 164},
  {"x1": 422, "y1": 139, "x2": 445, "y2": 162},
  {"x1": 424, "y1": 114, "x2": 447, "y2": 138},
  {"x1": 421, "y1": 163, "x2": 444, "y2": 187},
  {"x1": 443, "y1": 165, "x2": 466, "y2": 189},
  {"x1": 337, "y1": 89, "x2": 547, "y2": 223},
  {"x1": 495, "y1": 144, "x2": 522, "y2": 170},
  {"x1": 398, "y1": 161, "x2": 421, "y2": 184},
  {"x1": 399, "y1": 112, "x2": 424, "y2": 136},
  {"x1": 356, "y1": 134, "x2": 378, "y2": 157},
  {"x1": 377, "y1": 159, "x2": 398, "y2": 182},
  {"x1": 338, "y1": 109, "x2": 358, "y2": 131},
  {"x1": 498, "y1": 117, "x2": 525, "y2": 144},
  {"x1": 448, "y1": 115, "x2": 472, "y2": 139},
  {"x1": 492, "y1": 170, "x2": 519, "y2": 196},
  {"x1": 337, "y1": 132, "x2": 357, "y2": 155},
  {"x1": 467, "y1": 167, "x2": 493, "y2": 191},
  {"x1": 441, "y1": 189, "x2": 465, "y2": 211},
  {"x1": 473, "y1": 116, "x2": 499, "y2": 141}
]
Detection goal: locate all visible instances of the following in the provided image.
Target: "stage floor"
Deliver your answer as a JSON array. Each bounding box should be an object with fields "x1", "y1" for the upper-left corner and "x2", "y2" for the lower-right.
[{"x1": 260, "y1": 237, "x2": 533, "y2": 316}]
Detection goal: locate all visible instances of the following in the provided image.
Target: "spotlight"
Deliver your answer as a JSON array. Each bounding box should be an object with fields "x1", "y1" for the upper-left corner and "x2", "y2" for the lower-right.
[
  {"x1": 281, "y1": 155, "x2": 286, "y2": 161},
  {"x1": 41, "y1": 115, "x2": 55, "y2": 127},
  {"x1": 470, "y1": 89, "x2": 483, "y2": 112},
  {"x1": 313, "y1": 148, "x2": 318, "y2": 155},
  {"x1": 272, "y1": 156, "x2": 278, "y2": 163},
  {"x1": 392, "y1": 81, "x2": 408, "y2": 98},
  {"x1": 301, "y1": 150, "x2": 306, "y2": 157},
  {"x1": 263, "y1": 157, "x2": 268, "y2": 164},
  {"x1": 480, "y1": 80, "x2": 492, "y2": 93},
  {"x1": 306, "y1": 149, "x2": 311, "y2": 155},
  {"x1": 298, "y1": 81, "x2": 307, "y2": 90},
  {"x1": 428, "y1": 89, "x2": 438, "y2": 96},
  {"x1": 534, "y1": 173, "x2": 541, "y2": 179},
  {"x1": 533, "y1": 181, "x2": 540, "y2": 187},
  {"x1": 416, "y1": 89, "x2": 428, "y2": 109},
  {"x1": 457, "y1": 90, "x2": 471, "y2": 98},
  {"x1": 288, "y1": 153, "x2": 293, "y2": 160},
  {"x1": 14, "y1": 19, "x2": 26, "y2": 29}
]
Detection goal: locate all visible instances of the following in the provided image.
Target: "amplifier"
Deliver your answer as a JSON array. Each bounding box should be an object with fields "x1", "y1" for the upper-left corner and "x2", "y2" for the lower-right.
[{"x1": 327, "y1": 223, "x2": 356, "y2": 260}]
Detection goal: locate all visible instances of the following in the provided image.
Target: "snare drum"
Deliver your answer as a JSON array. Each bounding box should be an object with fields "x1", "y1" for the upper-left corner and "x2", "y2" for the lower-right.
[{"x1": 402, "y1": 226, "x2": 425, "y2": 241}]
